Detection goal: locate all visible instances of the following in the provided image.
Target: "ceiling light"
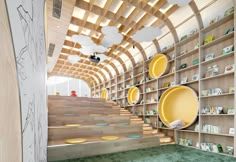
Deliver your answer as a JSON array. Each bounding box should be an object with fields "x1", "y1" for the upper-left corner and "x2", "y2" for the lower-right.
[{"x1": 67, "y1": 55, "x2": 80, "y2": 64}]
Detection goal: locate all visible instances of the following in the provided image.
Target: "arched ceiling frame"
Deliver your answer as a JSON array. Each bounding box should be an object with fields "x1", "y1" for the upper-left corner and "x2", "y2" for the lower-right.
[
  {"x1": 60, "y1": 48, "x2": 108, "y2": 82},
  {"x1": 189, "y1": 1, "x2": 203, "y2": 29},
  {"x1": 67, "y1": 20, "x2": 131, "y2": 75},
  {"x1": 53, "y1": 56, "x2": 103, "y2": 84},
  {"x1": 123, "y1": 0, "x2": 179, "y2": 46},
  {"x1": 74, "y1": 0, "x2": 146, "y2": 67},
  {"x1": 52, "y1": 64, "x2": 100, "y2": 85},
  {"x1": 63, "y1": 37, "x2": 135, "y2": 72},
  {"x1": 54, "y1": 52, "x2": 104, "y2": 83}
]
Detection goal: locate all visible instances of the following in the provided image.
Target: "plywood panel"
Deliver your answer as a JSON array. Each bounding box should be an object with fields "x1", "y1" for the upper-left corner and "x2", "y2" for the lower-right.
[{"x1": 0, "y1": 1, "x2": 22, "y2": 161}]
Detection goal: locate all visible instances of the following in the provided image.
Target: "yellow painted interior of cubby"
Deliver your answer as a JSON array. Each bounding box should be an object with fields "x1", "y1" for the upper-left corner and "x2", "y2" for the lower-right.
[
  {"x1": 149, "y1": 54, "x2": 169, "y2": 79},
  {"x1": 158, "y1": 86, "x2": 198, "y2": 129},
  {"x1": 127, "y1": 86, "x2": 140, "y2": 105},
  {"x1": 101, "y1": 88, "x2": 108, "y2": 100}
]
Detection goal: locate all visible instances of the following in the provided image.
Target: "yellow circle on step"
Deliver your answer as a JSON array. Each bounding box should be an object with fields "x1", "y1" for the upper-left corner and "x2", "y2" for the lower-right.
[
  {"x1": 101, "y1": 136, "x2": 119, "y2": 140},
  {"x1": 149, "y1": 54, "x2": 169, "y2": 79},
  {"x1": 65, "y1": 138, "x2": 87, "y2": 144},
  {"x1": 64, "y1": 124, "x2": 80, "y2": 127}
]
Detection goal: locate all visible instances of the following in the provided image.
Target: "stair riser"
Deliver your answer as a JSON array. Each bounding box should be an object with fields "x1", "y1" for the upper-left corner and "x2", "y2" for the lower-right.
[
  {"x1": 48, "y1": 116, "x2": 130, "y2": 126},
  {"x1": 49, "y1": 101, "x2": 113, "y2": 108},
  {"x1": 48, "y1": 96, "x2": 105, "y2": 102},
  {"x1": 48, "y1": 125, "x2": 143, "y2": 140},
  {"x1": 47, "y1": 136, "x2": 160, "y2": 161},
  {"x1": 48, "y1": 108, "x2": 120, "y2": 115}
]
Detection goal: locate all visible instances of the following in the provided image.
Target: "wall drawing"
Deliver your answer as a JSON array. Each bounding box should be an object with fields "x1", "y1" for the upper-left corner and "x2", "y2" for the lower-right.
[{"x1": 6, "y1": 0, "x2": 47, "y2": 161}]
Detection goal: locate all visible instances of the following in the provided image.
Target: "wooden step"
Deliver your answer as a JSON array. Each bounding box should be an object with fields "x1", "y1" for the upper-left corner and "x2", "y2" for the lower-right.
[
  {"x1": 48, "y1": 115, "x2": 130, "y2": 126},
  {"x1": 48, "y1": 95, "x2": 105, "y2": 102},
  {"x1": 130, "y1": 116, "x2": 139, "y2": 119},
  {"x1": 143, "y1": 126, "x2": 153, "y2": 131},
  {"x1": 120, "y1": 111, "x2": 131, "y2": 114},
  {"x1": 48, "y1": 107, "x2": 120, "y2": 115},
  {"x1": 130, "y1": 120, "x2": 144, "y2": 124},
  {"x1": 143, "y1": 130, "x2": 156, "y2": 135},
  {"x1": 160, "y1": 136, "x2": 173, "y2": 143},
  {"x1": 48, "y1": 100, "x2": 113, "y2": 108},
  {"x1": 47, "y1": 136, "x2": 160, "y2": 161},
  {"x1": 48, "y1": 124, "x2": 143, "y2": 141},
  {"x1": 143, "y1": 123, "x2": 150, "y2": 127}
]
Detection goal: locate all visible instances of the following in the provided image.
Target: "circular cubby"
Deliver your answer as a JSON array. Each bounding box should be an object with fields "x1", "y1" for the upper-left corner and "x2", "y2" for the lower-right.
[
  {"x1": 127, "y1": 86, "x2": 142, "y2": 105},
  {"x1": 100, "y1": 88, "x2": 108, "y2": 100},
  {"x1": 149, "y1": 54, "x2": 169, "y2": 79},
  {"x1": 158, "y1": 86, "x2": 198, "y2": 129}
]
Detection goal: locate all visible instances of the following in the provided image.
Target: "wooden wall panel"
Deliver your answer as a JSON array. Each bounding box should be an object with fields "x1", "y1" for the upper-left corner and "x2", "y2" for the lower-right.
[{"x1": 0, "y1": 1, "x2": 22, "y2": 161}]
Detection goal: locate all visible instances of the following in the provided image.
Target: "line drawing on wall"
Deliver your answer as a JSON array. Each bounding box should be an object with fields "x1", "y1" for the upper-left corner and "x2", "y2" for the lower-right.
[{"x1": 6, "y1": 1, "x2": 47, "y2": 162}]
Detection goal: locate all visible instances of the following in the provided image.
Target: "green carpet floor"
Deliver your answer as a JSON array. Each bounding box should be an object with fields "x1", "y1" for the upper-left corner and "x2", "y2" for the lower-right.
[{"x1": 54, "y1": 144, "x2": 236, "y2": 162}]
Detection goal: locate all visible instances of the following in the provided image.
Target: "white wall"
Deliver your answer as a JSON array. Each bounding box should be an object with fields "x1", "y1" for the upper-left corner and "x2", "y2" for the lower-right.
[{"x1": 47, "y1": 77, "x2": 91, "y2": 96}]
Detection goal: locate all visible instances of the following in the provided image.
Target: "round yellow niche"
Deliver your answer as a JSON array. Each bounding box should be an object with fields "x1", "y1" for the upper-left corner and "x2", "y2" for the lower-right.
[
  {"x1": 158, "y1": 86, "x2": 198, "y2": 129},
  {"x1": 127, "y1": 86, "x2": 141, "y2": 105},
  {"x1": 101, "y1": 88, "x2": 108, "y2": 100},
  {"x1": 149, "y1": 54, "x2": 169, "y2": 79}
]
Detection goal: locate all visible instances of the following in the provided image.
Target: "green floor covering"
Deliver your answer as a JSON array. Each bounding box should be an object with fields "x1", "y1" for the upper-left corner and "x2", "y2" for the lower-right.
[{"x1": 54, "y1": 144, "x2": 236, "y2": 162}]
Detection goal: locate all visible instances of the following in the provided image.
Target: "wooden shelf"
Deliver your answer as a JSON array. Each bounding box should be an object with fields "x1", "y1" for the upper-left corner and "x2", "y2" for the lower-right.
[
  {"x1": 176, "y1": 48, "x2": 199, "y2": 60},
  {"x1": 145, "y1": 90, "x2": 158, "y2": 94},
  {"x1": 161, "y1": 45, "x2": 175, "y2": 54},
  {"x1": 200, "y1": 72, "x2": 234, "y2": 81},
  {"x1": 201, "y1": 51, "x2": 234, "y2": 65},
  {"x1": 158, "y1": 87, "x2": 169, "y2": 91},
  {"x1": 159, "y1": 72, "x2": 174, "y2": 79},
  {"x1": 176, "y1": 64, "x2": 198, "y2": 73},
  {"x1": 145, "y1": 115, "x2": 157, "y2": 117},
  {"x1": 158, "y1": 127, "x2": 173, "y2": 130},
  {"x1": 145, "y1": 102, "x2": 158, "y2": 105},
  {"x1": 168, "y1": 59, "x2": 175, "y2": 63},
  {"x1": 201, "y1": 32, "x2": 234, "y2": 49},
  {"x1": 200, "y1": 93, "x2": 234, "y2": 98},
  {"x1": 180, "y1": 80, "x2": 199, "y2": 85},
  {"x1": 145, "y1": 79, "x2": 157, "y2": 84},
  {"x1": 200, "y1": 114, "x2": 234, "y2": 116},
  {"x1": 177, "y1": 129, "x2": 199, "y2": 133},
  {"x1": 201, "y1": 132, "x2": 234, "y2": 137},
  {"x1": 133, "y1": 72, "x2": 144, "y2": 78},
  {"x1": 201, "y1": 13, "x2": 234, "y2": 33},
  {"x1": 177, "y1": 33, "x2": 199, "y2": 46}
]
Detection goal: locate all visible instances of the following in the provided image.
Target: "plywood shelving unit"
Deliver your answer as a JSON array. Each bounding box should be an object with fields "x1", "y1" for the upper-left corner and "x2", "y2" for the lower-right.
[{"x1": 91, "y1": 11, "x2": 235, "y2": 157}]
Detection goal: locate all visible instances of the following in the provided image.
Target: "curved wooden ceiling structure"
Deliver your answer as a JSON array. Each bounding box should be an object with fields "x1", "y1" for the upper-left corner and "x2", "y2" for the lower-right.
[{"x1": 47, "y1": 0, "x2": 231, "y2": 87}]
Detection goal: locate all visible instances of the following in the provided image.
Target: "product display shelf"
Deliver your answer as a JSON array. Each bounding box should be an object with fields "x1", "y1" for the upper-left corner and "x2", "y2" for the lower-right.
[
  {"x1": 198, "y1": 12, "x2": 235, "y2": 156},
  {"x1": 200, "y1": 51, "x2": 234, "y2": 65},
  {"x1": 200, "y1": 93, "x2": 234, "y2": 98}
]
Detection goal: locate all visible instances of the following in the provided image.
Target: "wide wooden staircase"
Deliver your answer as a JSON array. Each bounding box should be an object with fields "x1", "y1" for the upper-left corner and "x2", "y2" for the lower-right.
[{"x1": 47, "y1": 96, "x2": 174, "y2": 161}]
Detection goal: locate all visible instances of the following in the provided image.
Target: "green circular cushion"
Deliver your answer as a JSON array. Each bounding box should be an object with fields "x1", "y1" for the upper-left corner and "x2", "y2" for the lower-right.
[
  {"x1": 127, "y1": 134, "x2": 142, "y2": 138},
  {"x1": 96, "y1": 123, "x2": 109, "y2": 126}
]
